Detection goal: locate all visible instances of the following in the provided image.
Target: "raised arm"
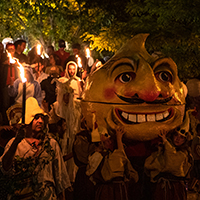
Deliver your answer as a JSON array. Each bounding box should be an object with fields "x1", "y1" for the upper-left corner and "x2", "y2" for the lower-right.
[
  {"x1": 1, "y1": 125, "x2": 25, "y2": 171},
  {"x1": 116, "y1": 126, "x2": 125, "y2": 151}
]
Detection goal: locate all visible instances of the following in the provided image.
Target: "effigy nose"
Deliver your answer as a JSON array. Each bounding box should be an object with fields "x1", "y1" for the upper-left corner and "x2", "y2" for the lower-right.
[{"x1": 138, "y1": 87, "x2": 160, "y2": 102}]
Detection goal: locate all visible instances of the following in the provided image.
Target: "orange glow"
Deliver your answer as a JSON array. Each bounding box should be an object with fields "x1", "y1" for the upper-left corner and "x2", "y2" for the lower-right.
[
  {"x1": 76, "y1": 55, "x2": 82, "y2": 68},
  {"x1": 6, "y1": 50, "x2": 16, "y2": 64},
  {"x1": 17, "y1": 60, "x2": 27, "y2": 83},
  {"x1": 85, "y1": 48, "x2": 90, "y2": 59},
  {"x1": 36, "y1": 44, "x2": 42, "y2": 55}
]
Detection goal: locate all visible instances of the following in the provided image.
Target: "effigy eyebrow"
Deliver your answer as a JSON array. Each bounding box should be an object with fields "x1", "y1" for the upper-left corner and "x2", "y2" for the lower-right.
[
  {"x1": 153, "y1": 62, "x2": 171, "y2": 68},
  {"x1": 110, "y1": 62, "x2": 135, "y2": 75}
]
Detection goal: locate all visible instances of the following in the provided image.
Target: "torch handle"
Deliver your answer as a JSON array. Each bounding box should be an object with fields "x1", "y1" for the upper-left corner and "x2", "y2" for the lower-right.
[
  {"x1": 22, "y1": 82, "x2": 26, "y2": 124},
  {"x1": 10, "y1": 64, "x2": 12, "y2": 78},
  {"x1": 38, "y1": 61, "x2": 40, "y2": 72}
]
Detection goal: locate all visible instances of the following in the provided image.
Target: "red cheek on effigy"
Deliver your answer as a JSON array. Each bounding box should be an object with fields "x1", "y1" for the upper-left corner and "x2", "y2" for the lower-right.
[{"x1": 103, "y1": 87, "x2": 116, "y2": 100}]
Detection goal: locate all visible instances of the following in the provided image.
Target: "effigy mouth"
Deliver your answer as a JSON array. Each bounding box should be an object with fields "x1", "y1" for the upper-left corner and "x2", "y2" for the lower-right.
[
  {"x1": 115, "y1": 92, "x2": 173, "y2": 104},
  {"x1": 115, "y1": 108, "x2": 174, "y2": 124}
]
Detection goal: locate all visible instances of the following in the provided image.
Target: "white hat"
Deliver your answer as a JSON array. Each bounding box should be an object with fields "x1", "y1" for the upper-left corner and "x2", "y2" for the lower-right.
[
  {"x1": 91, "y1": 126, "x2": 110, "y2": 142},
  {"x1": 24, "y1": 97, "x2": 47, "y2": 124},
  {"x1": 91, "y1": 111, "x2": 110, "y2": 142}
]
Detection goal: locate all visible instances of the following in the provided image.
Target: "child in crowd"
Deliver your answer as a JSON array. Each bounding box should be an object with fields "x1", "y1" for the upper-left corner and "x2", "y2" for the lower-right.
[
  {"x1": 86, "y1": 126, "x2": 138, "y2": 200},
  {"x1": 144, "y1": 110, "x2": 193, "y2": 200}
]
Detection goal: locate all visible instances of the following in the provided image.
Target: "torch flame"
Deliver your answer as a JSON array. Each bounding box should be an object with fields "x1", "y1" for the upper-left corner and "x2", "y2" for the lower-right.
[
  {"x1": 36, "y1": 44, "x2": 42, "y2": 56},
  {"x1": 6, "y1": 51, "x2": 16, "y2": 64},
  {"x1": 6, "y1": 50, "x2": 27, "y2": 83},
  {"x1": 17, "y1": 60, "x2": 27, "y2": 83},
  {"x1": 86, "y1": 48, "x2": 90, "y2": 59},
  {"x1": 76, "y1": 55, "x2": 82, "y2": 68}
]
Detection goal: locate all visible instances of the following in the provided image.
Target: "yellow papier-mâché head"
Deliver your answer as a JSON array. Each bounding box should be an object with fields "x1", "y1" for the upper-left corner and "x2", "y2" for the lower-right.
[{"x1": 82, "y1": 34, "x2": 187, "y2": 141}]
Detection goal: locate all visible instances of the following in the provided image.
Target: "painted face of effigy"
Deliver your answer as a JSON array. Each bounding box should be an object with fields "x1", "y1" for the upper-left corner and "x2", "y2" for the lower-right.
[{"x1": 82, "y1": 34, "x2": 186, "y2": 141}]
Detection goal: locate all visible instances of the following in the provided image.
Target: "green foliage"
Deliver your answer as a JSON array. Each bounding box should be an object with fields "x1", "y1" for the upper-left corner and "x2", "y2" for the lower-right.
[
  {"x1": 0, "y1": 137, "x2": 55, "y2": 199},
  {"x1": 81, "y1": 0, "x2": 200, "y2": 81},
  {"x1": 0, "y1": 0, "x2": 199, "y2": 80}
]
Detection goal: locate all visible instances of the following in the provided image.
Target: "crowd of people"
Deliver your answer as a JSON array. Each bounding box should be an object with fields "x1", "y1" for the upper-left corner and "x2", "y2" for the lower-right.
[
  {"x1": 0, "y1": 38, "x2": 108, "y2": 200},
  {"x1": 0, "y1": 38, "x2": 200, "y2": 200}
]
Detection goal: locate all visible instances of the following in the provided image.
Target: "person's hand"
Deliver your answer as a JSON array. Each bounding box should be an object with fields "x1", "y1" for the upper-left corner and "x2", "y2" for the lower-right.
[
  {"x1": 10, "y1": 76, "x2": 14, "y2": 86},
  {"x1": 42, "y1": 99, "x2": 49, "y2": 113},
  {"x1": 80, "y1": 80, "x2": 84, "y2": 91},
  {"x1": 93, "y1": 59, "x2": 100, "y2": 67},
  {"x1": 95, "y1": 142, "x2": 104, "y2": 153},
  {"x1": 67, "y1": 186, "x2": 73, "y2": 192},
  {"x1": 0, "y1": 125, "x2": 13, "y2": 131},
  {"x1": 82, "y1": 70, "x2": 87, "y2": 80},
  {"x1": 3, "y1": 60, "x2": 9, "y2": 65},
  {"x1": 30, "y1": 63, "x2": 37, "y2": 70},
  {"x1": 116, "y1": 126, "x2": 125, "y2": 139},
  {"x1": 15, "y1": 124, "x2": 26, "y2": 143},
  {"x1": 159, "y1": 130, "x2": 167, "y2": 143}
]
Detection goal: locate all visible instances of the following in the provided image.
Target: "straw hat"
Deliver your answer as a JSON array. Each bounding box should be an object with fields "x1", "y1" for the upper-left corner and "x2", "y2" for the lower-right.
[{"x1": 6, "y1": 104, "x2": 22, "y2": 125}]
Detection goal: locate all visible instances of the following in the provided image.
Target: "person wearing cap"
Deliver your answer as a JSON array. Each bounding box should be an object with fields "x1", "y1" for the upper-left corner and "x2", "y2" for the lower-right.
[
  {"x1": 85, "y1": 125, "x2": 138, "y2": 200},
  {"x1": 144, "y1": 110, "x2": 194, "y2": 200},
  {"x1": 55, "y1": 39, "x2": 70, "y2": 70},
  {"x1": 0, "y1": 97, "x2": 72, "y2": 200},
  {"x1": 1, "y1": 43, "x2": 19, "y2": 125},
  {"x1": 0, "y1": 104, "x2": 21, "y2": 154}
]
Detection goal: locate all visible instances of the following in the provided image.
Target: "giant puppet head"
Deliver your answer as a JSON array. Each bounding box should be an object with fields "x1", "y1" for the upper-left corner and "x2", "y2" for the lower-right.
[{"x1": 82, "y1": 34, "x2": 187, "y2": 141}]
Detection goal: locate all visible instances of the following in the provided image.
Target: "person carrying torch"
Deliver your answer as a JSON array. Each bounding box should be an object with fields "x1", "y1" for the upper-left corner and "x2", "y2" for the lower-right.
[
  {"x1": 0, "y1": 97, "x2": 72, "y2": 199},
  {"x1": 71, "y1": 43, "x2": 89, "y2": 80},
  {"x1": 76, "y1": 54, "x2": 84, "y2": 79},
  {"x1": 1, "y1": 43, "x2": 18, "y2": 125},
  {"x1": 85, "y1": 47, "x2": 94, "y2": 72},
  {"x1": 36, "y1": 44, "x2": 42, "y2": 71},
  {"x1": 6, "y1": 43, "x2": 18, "y2": 83},
  {"x1": 7, "y1": 60, "x2": 42, "y2": 107}
]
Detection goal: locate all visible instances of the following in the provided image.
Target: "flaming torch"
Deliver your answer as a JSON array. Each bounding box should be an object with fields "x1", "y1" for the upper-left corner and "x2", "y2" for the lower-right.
[
  {"x1": 85, "y1": 47, "x2": 94, "y2": 67},
  {"x1": 36, "y1": 44, "x2": 42, "y2": 71},
  {"x1": 6, "y1": 51, "x2": 16, "y2": 79},
  {"x1": 76, "y1": 55, "x2": 83, "y2": 78},
  {"x1": 76, "y1": 55, "x2": 82, "y2": 68},
  {"x1": 85, "y1": 47, "x2": 90, "y2": 59},
  {"x1": 17, "y1": 60, "x2": 27, "y2": 124}
]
